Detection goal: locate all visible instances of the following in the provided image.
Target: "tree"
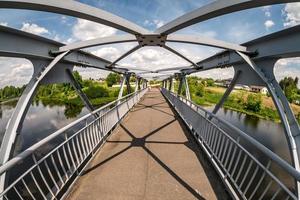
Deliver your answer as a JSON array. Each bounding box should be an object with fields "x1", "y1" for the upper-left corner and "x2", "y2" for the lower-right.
[
  {"x1": 83, "y1": 85, "x2": 109, "y2": 98},
  {"x1": 73, "y1": 71, "x2": 83, "y2": 86},
  {"x1": 106, "y1": 73, "x2": 121, "y2": 87},
  {"x1": 245, "y1": 93, "x2": 262, "y2": 112},
  {"x1": 279, "y1": 77, "x2": 299, "y2": 102}
]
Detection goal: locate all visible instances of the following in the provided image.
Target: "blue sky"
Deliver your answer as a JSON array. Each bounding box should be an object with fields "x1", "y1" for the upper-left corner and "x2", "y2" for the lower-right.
[{"x1": 0, "y1": 1, "x2": 299, "y2": 87}]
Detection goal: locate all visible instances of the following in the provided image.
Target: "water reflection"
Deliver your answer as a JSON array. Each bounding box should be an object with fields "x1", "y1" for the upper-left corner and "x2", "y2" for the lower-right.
[{"x1": 0, "y1": 100, "x2": 88, "y2": 154}]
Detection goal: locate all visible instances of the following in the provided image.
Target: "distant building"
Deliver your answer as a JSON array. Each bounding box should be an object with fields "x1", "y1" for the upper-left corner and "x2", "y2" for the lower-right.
[{"x1": 250, "y1": 85, "x2": 268, "y2": 94}]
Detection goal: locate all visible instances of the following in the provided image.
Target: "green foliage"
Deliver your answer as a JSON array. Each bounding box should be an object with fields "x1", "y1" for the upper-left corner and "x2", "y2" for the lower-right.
[
  {"x1": 83, "y1": 85, "x2": 109, "y2": 99},
  {"x1": 205, "y1": 78, "x2": 215, "y2": 87},
  {"x1": 73, "y1": 71, "x2": 83, "y2": 86},
  {"x1": 106, "y1": 73, "x2": 121, "y2": 87},
  {"x1": 279, "y1": 77, "x2": 299, "y2": 103},
  {"x1": 195, "y1": 83, "x2": 205, "y2": 97},
  {"x1": 0, "y1": 85, "x2": 25, "y2": 101},
  {"x1": 245, "y1": 93, "x2": 262, "y2": 112}
]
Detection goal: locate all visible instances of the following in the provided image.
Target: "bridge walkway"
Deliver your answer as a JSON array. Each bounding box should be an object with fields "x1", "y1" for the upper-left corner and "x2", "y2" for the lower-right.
[{"x1": 66, "y1": 88, "x2": 229, "y2": 200}]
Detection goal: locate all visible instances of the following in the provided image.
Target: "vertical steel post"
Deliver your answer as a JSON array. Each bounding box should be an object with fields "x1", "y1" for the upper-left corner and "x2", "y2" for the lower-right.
[
  {"x1": 66, "y1": 69, "x2": 95, "y2": 113},
  {"x1": 118, "y1": 74, "x2": 126, "y2": 102},
  {"x1": 125, "y1": 73, "x2": 131, "y2": 94},
  {"x1": 183, "y1": 76, "x2": 191, "y2": 100},
  {"x1": 134, "y1": 77, "x2": 139, "y2": 92},
  {"x1": 178, "y1": 76, "x2": 184, "y2": 96},
  {"x1": 212, "y1": 70, "x2": 241, "y2": 114}
]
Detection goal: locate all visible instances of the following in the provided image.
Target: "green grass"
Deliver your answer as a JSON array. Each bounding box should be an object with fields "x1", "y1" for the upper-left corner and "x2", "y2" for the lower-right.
[{"x1": 191, "y1": 89, "x2": 282, "y2": 123}]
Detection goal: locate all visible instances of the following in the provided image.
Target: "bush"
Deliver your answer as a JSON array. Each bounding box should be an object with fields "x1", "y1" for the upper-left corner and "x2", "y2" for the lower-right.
[
  {"x1": 106, "y1": 73, "x2": 121, "y2": 87},
  {"x1": 245, "y1": 93, "x2": 262, "y2": 112},
  {"x1": 195, "y1": 83, "x2": 205, "y2": 97},
  {"x1": 83, "y1": 86, "x2": 109, "y2": 98}
]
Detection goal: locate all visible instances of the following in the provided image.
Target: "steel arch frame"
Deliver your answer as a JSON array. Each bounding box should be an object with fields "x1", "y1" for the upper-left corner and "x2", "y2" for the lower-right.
[{"x1": 1, "y1": 0, "x2": 300, "y2": 198}]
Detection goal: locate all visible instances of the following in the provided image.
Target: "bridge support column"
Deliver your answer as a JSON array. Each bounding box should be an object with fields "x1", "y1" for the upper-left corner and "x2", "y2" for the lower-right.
[
  {"x1": 212, "y1": 70, "x2": 241, "y2": 115},
  {"x1": 184, "y1": 76, "x2": 190, "y2": 100},
  {"x1": 168, "y1": 78, "x2": 173, "y2": 91},
  {"x1": 125, "y1": 73, "x2": 131, "y2": 94},
  {"x1": 0, "y1": 51, "x2": 70, "y2": 191},
  {"x1": 237, "y1": 51, "x2": 300, "y2": 195},
  {"x1": 118, "y1": 74, "x2": 127, "y2": 101},
  {"x1": 177, "y1": 74, "x2": 190, "y2": 100},
  {"x1": 134, "y1": 77, "x2": 139, "y2": 92},
  {"x1": 66, "y1": 69, "x2": 95, "y2": 113}
]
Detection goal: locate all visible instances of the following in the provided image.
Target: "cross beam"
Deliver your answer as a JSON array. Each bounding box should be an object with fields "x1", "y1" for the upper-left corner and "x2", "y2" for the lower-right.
[
  {"x1": 156, "y1": 0, "x2": 299, "y2": 34},
  {"x1": 0, "y1": 0, "x2": 149, "y2": 35},
  {"x1": 182, "y1": 25, "x2": 300, "y2": 75}
]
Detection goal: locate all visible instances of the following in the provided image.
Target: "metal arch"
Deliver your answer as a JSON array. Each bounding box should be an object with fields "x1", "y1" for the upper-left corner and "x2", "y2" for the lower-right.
[
  {"x1": 0, "y1": 0, "x2": 149, "y2": 35},
  {"x1": 166, "y1": 34, "x2": 248, "y2": 53},
  {"x1": 237, "y1": 51, "x2": 300, "y2": 194},
  {"x1": 163, "y1": 45, "x2": 198, "y2": 67},
  {"x1": 0, "y1": 51, "x2": 69, "y2": 189},
  {"x1": 155, "y1": 66, "x2": 193, "y2": 73},
  {"x1": 182, "y1": 24, "x2": 300, "y2": 75},
  {"x1": 156, "y1": 0, "x2": 299, "y2": 34},
  {"x1": 107, "y1": 45, "x2": 142, "y2": 68},
  {"x1": 0, "y1": 25, "x2": 129, "y2": 74},
  {"x1": 57, "y1": 35, "x2": 137, "y2": 53}
]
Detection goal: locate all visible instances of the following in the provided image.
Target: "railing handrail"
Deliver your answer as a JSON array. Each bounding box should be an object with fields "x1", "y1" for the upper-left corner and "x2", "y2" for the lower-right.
[
  {"x1": 0, "y1": 88, "x2": 147, "y2": 175},
  {"x1": 162, "y1": 88, "x2": 300, "y2": 181}
]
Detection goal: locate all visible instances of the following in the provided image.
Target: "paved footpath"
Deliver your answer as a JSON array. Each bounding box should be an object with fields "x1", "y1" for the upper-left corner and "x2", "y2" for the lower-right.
[{"x1": 66, "y1": 88, "x2": 229, "y2": 200}]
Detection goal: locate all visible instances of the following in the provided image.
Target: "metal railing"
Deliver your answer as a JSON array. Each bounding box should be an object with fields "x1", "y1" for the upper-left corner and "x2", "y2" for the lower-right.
[
  {"x1": 161, "y1": 88, "x2": 300, "y2": 200},
  {"x1": 0, "y1": 88, "x2": 148, "y2": 200}
]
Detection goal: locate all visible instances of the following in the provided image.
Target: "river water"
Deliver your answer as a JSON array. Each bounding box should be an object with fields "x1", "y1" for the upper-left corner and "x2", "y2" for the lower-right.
[{"x1": 0, "y1": 99, "x2": 294, "y2": 197}]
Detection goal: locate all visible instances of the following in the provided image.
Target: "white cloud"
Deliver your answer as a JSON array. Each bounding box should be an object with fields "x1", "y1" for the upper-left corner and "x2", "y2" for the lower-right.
[
  {"x1": 0, "y1": 22, "x2": 8, "y2": 26},
  {"x1": 72, "y1": 19, "x2": 117, "y2": 41},
  {"x1": 225, "y1": 23, "x2": 257, "y2": 43},
  {"x1": 143, "y1": 19, "x2": 165, "y2": 28},
  {"x1": 153, "y1": 20, "x2": 164, "y2": 28},
  {"x1": 0, "y1": 57, "x2": 33, "y2": 88},
  {"x1": 262, "y1": 6, "x2": 271, "y2": 17},
  {"x1": 264, "y1": 20, "x2": 275, "y2": 29},
  {"x1": 283, "y1": 3, "x2": 300, "y2": 27},
  {"x1": 275, "y1": 58, "x2": 300, "y2": 82},
  {"x1": 92, "y1": 47, "x2": 122, "y2": 61},
  {"x1": 194, "y1": 68, "x2": 234, "y2": 80},
  {"x1": 21, "y1": 23, "x2": 49, "y2": 35}
]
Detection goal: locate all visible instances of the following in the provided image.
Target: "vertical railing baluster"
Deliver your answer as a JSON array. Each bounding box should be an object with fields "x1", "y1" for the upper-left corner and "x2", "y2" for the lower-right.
[
  {"x1": 29, "y1": 171, "x2": 48, "y2": 200},
  {"x1": 75, "y1": 135, "x2": 84, "y2": 162},
  {"x1": 231, "y1": 150, "x2": 242, "y2": 176},
  {"x1": 21, "y1": 178, "x2": 36, "y2": 200},
  {"x1": 79, "y1": 131, "x2": 87, "y2": 158},
  {"x1": 248, "y1": 161, "x2": 271, "y2": 200},
  {"x1": 62, "y1": 145, "x2": 72, "y2": 173},
  {"x1": 235, "y1": 154, "x2": 247, "y2": 182},
  {"x1": 13, "y1": 186, "x2": 24, "y2": 200},
  {"x1": 239, "y1": 159, "x2": 253, "y2": 189},
  {"x1": 65, "y1": 134, "x2": 77, "y2": 173},
  {"x1": 220, "y1": 138, "x2": 230, "y2": 164},
  {"x1": 56, "y1": 150, "x2": 68, "y2": 180},
  {"x1": 224, "y1": 141, "x2": 233, "y2": 168},
  {"x1": 257, "y1": 181, "x2": 272, "y2": 200},
  {"x1": 71, "y1": 138, "x2": 80, "y2": 166},
  {"x1": 32, "y1": 154, "x2": 55, "y2": 198},
  {"x1": 244, "y1": 164, "x2": 259, "y2": 195},
  {"x1": 50, "y1": 154, "x2": 64, "y2": 185},
  {"x1": 44, "y1": 160, "x2": 59, "y2": 190}
]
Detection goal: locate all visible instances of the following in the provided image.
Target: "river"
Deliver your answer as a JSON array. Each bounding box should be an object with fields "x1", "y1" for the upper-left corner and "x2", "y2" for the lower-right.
[{"x1": 0, "y1": 99, "x2": 294, "y2": 197}]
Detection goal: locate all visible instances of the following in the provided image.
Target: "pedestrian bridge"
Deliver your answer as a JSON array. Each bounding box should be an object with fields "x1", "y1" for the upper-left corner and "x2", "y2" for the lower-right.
[
  {"x1": 0, "y1": 87, "x2": 298, "y2": 200},
  {"x1": 1, "y1": 0, "x2": 300, "y2": 199}
]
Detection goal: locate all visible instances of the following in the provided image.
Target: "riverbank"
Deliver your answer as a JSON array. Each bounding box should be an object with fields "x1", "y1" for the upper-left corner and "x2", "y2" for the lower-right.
[{"x1": 191, "y1": 86, "x2": 300, "y2": 123}]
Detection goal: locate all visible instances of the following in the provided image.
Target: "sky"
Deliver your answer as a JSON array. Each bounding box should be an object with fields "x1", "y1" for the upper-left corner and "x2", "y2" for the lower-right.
[{"x1": 0, "y1": 0, "x2": 300, "y2": 87}]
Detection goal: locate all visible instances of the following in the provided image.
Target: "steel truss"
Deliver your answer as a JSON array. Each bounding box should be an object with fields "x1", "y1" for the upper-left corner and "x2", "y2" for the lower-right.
[{"x1": 0, "y1": 0, "x2": 300, "y2": 199}]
